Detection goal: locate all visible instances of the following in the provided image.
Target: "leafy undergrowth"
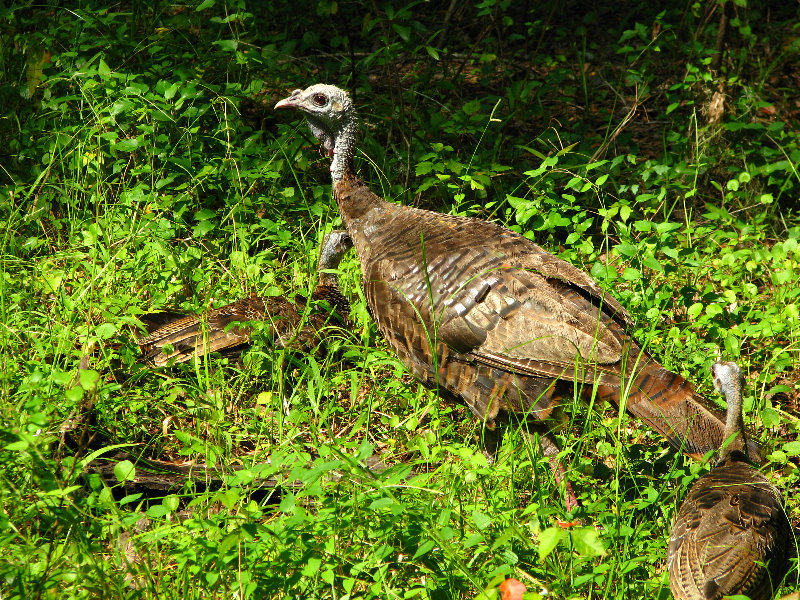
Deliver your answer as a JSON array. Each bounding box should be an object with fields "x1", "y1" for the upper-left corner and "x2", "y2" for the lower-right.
[{"x1": 1, "y1": 1, "x2": 799, "y2": 599}]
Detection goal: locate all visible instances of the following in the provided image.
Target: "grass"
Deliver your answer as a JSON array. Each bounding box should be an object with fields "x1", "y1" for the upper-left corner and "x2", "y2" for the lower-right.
[{"x1": 1, "y1": 1, "x2": 799, "y2": 598}]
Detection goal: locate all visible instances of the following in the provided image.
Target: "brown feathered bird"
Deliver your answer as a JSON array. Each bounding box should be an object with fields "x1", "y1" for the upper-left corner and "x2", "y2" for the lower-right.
[
  {"x1": 668, "y1": 361, "x2": 792, "y2": 600},
  {"x1": 274, "y1": 84, "x2": 763, "y2": 471},
  {"x1": 138, "y1": 231, "x2": 352, "y2": 366}
]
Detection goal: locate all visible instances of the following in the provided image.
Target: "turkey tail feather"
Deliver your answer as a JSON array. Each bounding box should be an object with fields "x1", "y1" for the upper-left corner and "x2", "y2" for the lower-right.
[{"x1": 596, "y1": 363, "x2": 763, "y2": 462}]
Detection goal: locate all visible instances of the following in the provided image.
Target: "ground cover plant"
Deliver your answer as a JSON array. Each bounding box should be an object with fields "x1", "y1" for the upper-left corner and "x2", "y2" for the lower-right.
[{"x1": 1, "y1": 1, "x2": 799, "y2": 598}]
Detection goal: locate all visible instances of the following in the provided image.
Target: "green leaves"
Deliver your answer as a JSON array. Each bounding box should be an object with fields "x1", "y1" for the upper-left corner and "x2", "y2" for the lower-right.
[
  {"x1": 571, "y1": 527, "x2": 607, "y2": 557},
  {"x1": 213, "y1": 40, "x2": 239, "y2": 52},
  {"x1": 538, "y1": 525, "x2": 606, "y2": 561},
  {"x1": 538, "y1": 526, "x2": 565, "y2": 560},
  {"x1": 113, "y1": 460, "x2": 136, "y2": 482},
  {"x1": 112, "y1": 138, "x2": 140, "y2": 152},
  {"x1": 2, "y1": 2, "x2": 799, "y2": 600}
]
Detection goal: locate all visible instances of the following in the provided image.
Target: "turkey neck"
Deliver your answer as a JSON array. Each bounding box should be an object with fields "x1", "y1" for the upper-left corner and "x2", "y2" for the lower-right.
[
  {"x1": 720, "y1": 371, "x2": 747, "y2": 460},
  {"x1": 330, "y1": 109, "x2": 359, "y2": 185},
  {"x1": 329, "y1": 111, "x2": 396, "y2": 257}
]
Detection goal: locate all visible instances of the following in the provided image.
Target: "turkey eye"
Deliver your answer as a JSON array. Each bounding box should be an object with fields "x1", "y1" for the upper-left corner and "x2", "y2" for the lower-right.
[{"x1": 311, "y1": 93, "x2": 327, "y2": 106}]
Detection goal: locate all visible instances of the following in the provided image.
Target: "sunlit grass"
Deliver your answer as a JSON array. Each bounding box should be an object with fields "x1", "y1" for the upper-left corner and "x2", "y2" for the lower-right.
[{"x1": 1, "y1": 2, "x2": 799, "y2": 599}]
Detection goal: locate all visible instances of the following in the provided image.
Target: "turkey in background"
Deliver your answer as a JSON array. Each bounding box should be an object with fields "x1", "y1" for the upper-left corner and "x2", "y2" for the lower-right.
[{"x1": 138, "y1": 231, "x2": 352, "y2": 366}]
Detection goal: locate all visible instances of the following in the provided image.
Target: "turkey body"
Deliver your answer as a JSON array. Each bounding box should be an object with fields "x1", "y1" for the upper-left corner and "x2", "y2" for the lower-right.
[
  {"x1": 336, "y1": 172, "x2": 747, "y2": 457},
  {"x1": 668, "y1": 361, "x2": 792, "y2": 600},
  {"x1": 138, "y1": 231, "x2": 352, "y2": 366},
  {"x1": 668, "y1": 457, "x2": 791, "y2": 600},
  {"x1": 138, "y1": 292, "x2": 344, "y2": 366}
]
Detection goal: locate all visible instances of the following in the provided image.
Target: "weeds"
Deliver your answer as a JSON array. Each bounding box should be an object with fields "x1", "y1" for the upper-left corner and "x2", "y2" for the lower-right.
[{"x1": 1, "y1": 1, "x2": 798, "y2": 598}]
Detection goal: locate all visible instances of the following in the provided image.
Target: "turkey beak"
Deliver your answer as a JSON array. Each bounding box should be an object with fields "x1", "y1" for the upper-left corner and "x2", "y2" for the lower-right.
[{"x1": 274, "y1": 90, "x2": 303, "y2": 110}]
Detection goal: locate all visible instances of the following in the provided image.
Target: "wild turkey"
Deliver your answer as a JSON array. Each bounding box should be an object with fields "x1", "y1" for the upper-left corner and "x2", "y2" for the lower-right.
[
  {"x1": 138, "y1": 231, "x2": 352, "y2": 366},
  {"x1": 274, "y1": 84, "x2": 763, "y2": 470},
  {"x1": 668, "y1": 361, "x2": 792, "y2": 600}
]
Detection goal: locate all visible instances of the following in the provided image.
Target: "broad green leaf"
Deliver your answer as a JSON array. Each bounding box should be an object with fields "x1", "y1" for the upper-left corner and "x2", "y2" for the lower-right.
[
  {"x1": 687, "y1": 302, "x2": 703, "y2": 320},
  {"x1": 472, "y1": 510, "x2": 491, "y2": 530},
  {"x1": 643, "y1": 256, "x2": 663, "y2": 272},
  {"x1": 217, "y1": 489, "x2": 240, "y2": 509},
  {"x1": 769, "y1": 450, "x2": 788, "y2": 465},
  {"x1": 783, "y1": 441, "x2": 800, "y2": 456},
  {"x1": 279, "y1": 493, "x2": 295, "y2": 513},
  {"x1": 302, "y1": 557, "x2": 322, "y2": 577},
  {"x1": 213, "y1": 39, "x2": 238, "y2": 52},
  {"x1": 368, "y1": 497, "x2": 394, "y2": 511},
  {"x1": 95, "y1": 323, "x2": 116, "y2": 339},
  {"x1": 412, "y1": 538, "x2": 436, "y2": 559},
  {"x1": 761, "y1": 408, "x2": 780, "y2": 429},
  {"x1": 194, "y1": 209, "x2": 216, "y2": 221},
  {"x1": 164, "y1": 82, "x2": 179, "y2": 99},
  {"x1": 114, "y1": 460, "x2": 136, "y2": 482},
  {"x1": 146, "y1": 504, "x2": 169, "y2": 518},
  {"x1": 571, "y1": 527, "x2": 606, "y2": 557},
  {"x1": 78, "y1": 368, "x2": 100, "y2": 390},
  {"x1": 193, "y1": 220, "x2": 215, "y2": 237},
  {"x1": 5, "y1": 440, "x2": 30, "y2": 452},
  {"x1": 162, "y1": 495, "x2": 180, "y2": 512},
  {"x1": 114, "y1": 138, "x2": 140, "y2": 152},
  {"x1": 538, "y1": 527, "x2": 565, "y2": 561},
  {"x1": 621, "y1": 267, "x2": 641, "y2": 281},
  {"x1": 616, "y1": 243, "x2": 637, "y2": 257},
  {"x1": 44, "y1": 485, "x2": 82, "y2": 497}
]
